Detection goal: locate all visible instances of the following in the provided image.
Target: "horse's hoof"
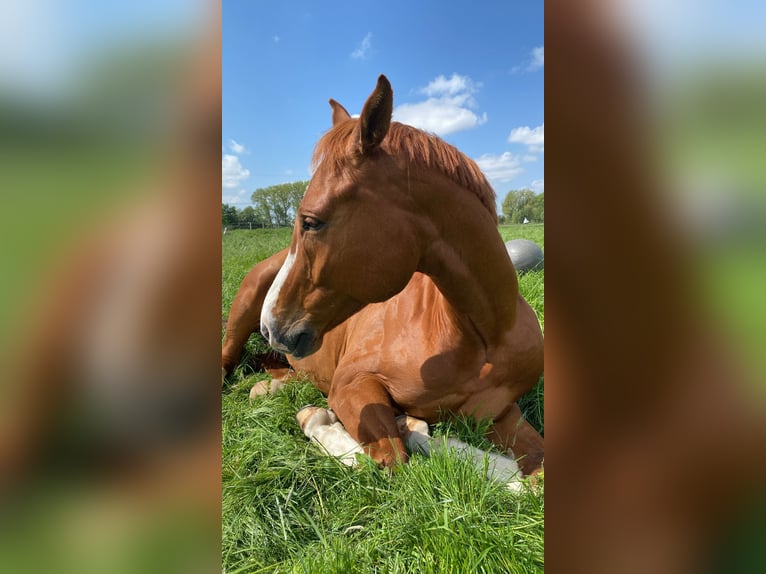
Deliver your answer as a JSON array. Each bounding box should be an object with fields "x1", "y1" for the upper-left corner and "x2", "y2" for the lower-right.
[
  {"x1": 395, "y1": 415, "x2": 429, "y2": 436},
  {"x1": 249, "y1": 380, "x2": 269, "y2": 399},
  {"x1": 366, "y1": 437, "x2": 409, "y2": 469},
  {"x1": 371, "y1": 449, "x2": 409, "y2": 469},
  {"x1": 249, "y1": 378, "x2": 286, "y2": 400},
  {"x1": 516, "y1": 451, "x2": 544, "y2": 477},
  {"x1": 527, "y1": 466, "x2": 544, "y2": 486},
  {"x1": 296, "y1": 405, "x2": 333, "y2": 430}
]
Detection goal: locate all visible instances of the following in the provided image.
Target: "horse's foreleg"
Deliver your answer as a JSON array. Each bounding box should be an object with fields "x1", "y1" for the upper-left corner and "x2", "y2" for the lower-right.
[
  {"x1": 488, "y1": 403, "x2": 544, "y2": 475},
  {"x1": 222, "y1": 249, "x2": 288, "y2": 377},
  {"x1": 328, "y1": 372, "x2": 408, "y2": 468}
]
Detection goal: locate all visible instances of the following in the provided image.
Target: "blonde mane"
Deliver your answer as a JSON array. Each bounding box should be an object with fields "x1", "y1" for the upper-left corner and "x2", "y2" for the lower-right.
[{"x1": 312, "y1": 120, "x2": 498, "y2": 222}]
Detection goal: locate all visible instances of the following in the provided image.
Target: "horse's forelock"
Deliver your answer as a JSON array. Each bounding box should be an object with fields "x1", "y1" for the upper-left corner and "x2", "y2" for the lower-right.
[{"x1": 311, "y1": 120, "x2": 358, "y2": 174}]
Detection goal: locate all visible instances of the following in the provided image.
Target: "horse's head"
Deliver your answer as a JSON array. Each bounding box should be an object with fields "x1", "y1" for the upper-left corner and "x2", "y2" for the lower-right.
[{"x1": 260, "y1": 75, "x2": 422, "y2": 358}]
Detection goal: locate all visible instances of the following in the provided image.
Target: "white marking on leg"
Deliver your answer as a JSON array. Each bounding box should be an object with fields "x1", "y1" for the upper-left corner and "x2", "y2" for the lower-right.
[
  {"x1": 260, "y1": 249, "x2": 296, "y2": 345},
  {"x1": 439, "y1": 438, "x2": 522, "y2": 486},
  {"x1": 296, "y1": 406, "x2": 364, "y2": 467},
  {"x1": 396, "y1": 414, "x2": 523, "y2": 490}
]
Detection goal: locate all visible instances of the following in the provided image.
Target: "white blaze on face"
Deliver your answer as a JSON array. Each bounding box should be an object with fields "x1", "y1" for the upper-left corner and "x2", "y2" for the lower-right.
[{"x1": 260, "y1": 248, "x2": 296, "y2": 345}]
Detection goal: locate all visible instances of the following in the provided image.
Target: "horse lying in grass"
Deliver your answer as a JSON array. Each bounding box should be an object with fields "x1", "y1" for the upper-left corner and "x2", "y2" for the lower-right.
[{"x1": 222, "y1": 75, "x2": 544, "y2": 474}]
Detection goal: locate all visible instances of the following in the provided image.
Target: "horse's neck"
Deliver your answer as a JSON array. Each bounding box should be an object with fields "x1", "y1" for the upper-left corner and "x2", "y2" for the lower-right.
[{"x1": 416, "y1": 180, "x2": 518, "y2": 348}]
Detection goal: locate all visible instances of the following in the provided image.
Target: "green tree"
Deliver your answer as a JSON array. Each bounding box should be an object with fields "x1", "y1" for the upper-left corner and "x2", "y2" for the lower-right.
[
  {"x1": 502, "y1": 189, "x2": 537, "y2": 223},
  {"x1": 251, "y1": 181, "x2": 309, "y2": 227},
  {"x1": 238, "y1": 206, "x2": 260, "y2": 227},
  {"x1": 527, "y1": 192, "x2": 544, "y2": 222},
  {"x1": 222, "y1": 203, "x2": 238, "y2": 227}
]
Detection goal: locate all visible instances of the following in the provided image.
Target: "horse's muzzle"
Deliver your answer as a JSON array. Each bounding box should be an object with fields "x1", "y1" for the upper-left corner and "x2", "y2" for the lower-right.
[{"x1": 260, "y1": 320, "x2": 319, "y2": 359}]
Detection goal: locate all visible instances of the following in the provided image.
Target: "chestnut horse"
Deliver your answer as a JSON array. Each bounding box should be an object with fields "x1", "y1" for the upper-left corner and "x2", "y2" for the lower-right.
[{"x1": 222, "y1": 75, "x2": 544, "y2": 474}]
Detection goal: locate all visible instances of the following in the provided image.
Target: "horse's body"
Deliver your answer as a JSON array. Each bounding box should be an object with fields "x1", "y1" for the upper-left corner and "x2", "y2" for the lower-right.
[{"x1": 223, "y1": 75, "x2": 544, "y2": 473}]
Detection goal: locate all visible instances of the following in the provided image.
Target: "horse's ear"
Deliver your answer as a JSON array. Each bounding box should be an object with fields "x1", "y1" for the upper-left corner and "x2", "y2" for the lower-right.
[
  {"x1": 329, "y1": 99, "x2": 351, "y2": 125},
  {"x1": 358, "y1": 75, "x2": 393, "y2": 154}
]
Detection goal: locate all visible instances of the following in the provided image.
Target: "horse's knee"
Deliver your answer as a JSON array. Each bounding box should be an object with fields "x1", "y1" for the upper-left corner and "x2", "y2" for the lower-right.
[{"x1": 328, "y1": 376, "x2": 408, "y2": 468}]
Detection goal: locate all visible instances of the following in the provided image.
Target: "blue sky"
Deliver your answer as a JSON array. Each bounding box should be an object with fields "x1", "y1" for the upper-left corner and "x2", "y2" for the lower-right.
[{"x1": 222, "y1": 0, "x2": 544, "y2": 212}]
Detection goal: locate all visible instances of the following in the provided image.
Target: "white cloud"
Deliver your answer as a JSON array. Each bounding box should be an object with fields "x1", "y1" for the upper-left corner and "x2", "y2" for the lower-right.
[
  {"x1": 474, "y1": 152, "x2": 525, "y2": 186},
  {"x1": 511, "y1": 45, "x2": 544, "y2": 74},
  {"x1": 530, "y1": 179, "x2": 544, "y2": 193},
  {"x1": 228, "y1": 139, "x2": 246, "y2": 154},
  {"x1": 508, "y1": 123, "x2": 544, "y2": 153},
  {"x1": 420, "y1": 74, "x2": 479, "y2": 97},
  {"x1": 222, "y1": 154, "x2": 250, "y2": 189},
  {"x1": 350, "y1": 32, "x2": 373, "y2": 60},
  {"x1": 527, "y1": 46, "x2": 544, "y2": 71},
  {"x1": 393, "y1": 73, "x2": 487, "y2": 136},
  {"x1": 394, "y1": 100, "x2": 487, "y2": 136}
]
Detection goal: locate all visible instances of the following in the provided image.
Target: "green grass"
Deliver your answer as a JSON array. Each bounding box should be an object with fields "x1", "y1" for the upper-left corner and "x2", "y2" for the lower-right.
[{"x1": 222, "y1": 224, "x2": 544, "y2": 573}]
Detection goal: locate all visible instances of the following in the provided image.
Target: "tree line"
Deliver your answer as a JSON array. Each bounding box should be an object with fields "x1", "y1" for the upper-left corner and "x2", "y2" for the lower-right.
[
  {"x1": 223, "y1": 181, "x2": 542, "y2": 227},
  {"x1": 223, "y1": 181, "x2": 309, "y2": 228}
]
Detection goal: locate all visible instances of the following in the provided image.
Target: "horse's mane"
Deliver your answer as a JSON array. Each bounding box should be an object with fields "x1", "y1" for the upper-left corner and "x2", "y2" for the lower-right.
[{"x1": 312, "y1": 120, "x2": 498, "y2": 223}]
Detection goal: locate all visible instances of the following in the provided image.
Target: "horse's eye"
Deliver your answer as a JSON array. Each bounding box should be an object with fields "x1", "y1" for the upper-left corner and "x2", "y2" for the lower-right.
[{"x1": 302, "y1": 216, "x2": 325, "y2": 232}]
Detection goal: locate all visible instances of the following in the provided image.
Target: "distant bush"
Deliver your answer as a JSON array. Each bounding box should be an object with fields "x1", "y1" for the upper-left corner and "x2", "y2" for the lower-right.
[{"x1": 502, "y1": 189, "x2": 544, "y2": 223}]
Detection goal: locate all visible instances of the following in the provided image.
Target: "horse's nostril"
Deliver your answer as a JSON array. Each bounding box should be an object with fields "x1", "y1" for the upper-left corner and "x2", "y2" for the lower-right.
[
  {"x1": 289, "y1": 327, "x2": 317, "y2": 358},
  {"x1": 260, "y1": 321, "x2": 317, "y2": 358},
  {"x1": 293, "y1": 330, "x2": 308, "y2": 349}
]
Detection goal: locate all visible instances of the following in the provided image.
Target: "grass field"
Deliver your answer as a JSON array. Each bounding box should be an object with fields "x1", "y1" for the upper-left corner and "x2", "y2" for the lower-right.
[{"x1": 222, "y1": 224, "x2": 544, "y2": 573}]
